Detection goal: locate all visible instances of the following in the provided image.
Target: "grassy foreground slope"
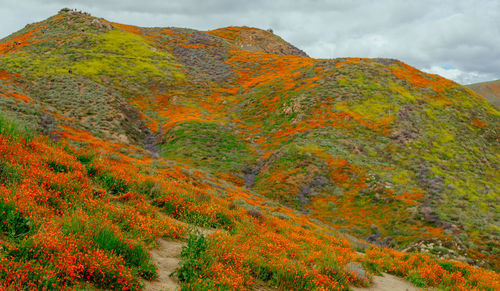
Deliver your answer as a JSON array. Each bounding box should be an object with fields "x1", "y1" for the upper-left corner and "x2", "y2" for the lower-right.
[
  {"x1": 0, "y1": 8, "x2": 498, "y2": 290},
  {"x1": 0, "y1": 97, "x2": 498, "y2": 290}
]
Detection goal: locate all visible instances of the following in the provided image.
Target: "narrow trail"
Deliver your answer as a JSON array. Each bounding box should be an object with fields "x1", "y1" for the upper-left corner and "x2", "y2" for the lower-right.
[
  {"x1": 143, "y1": 222, "x2": 416, "y2": 291},
  {"x1": 351, "y1": 273, "x2": 419, "y2": 291},
  {"x1": 143, "y1": 215, "x2": 217, "y2": 291},
  {"x1": 143, "y1": 239, "x2": 184, "y2": 291}
]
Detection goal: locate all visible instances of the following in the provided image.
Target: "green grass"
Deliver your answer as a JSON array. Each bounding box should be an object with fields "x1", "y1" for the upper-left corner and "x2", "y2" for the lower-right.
[
  {"x1": 47, "y1": 160, "x2": 70, "y2": 173},
  {"x1": 95, "y1": 172, "x2": 130, "y2": 195},
  {"x1": 0, "y1": 111, "x2": 33, "y2": 140},
  {"x1": 160, "y1": 121, "x2": 256, "y2": 173},
  {"x1": 0, "y1": 200, "x2": 31, "y2": 241},
  {"x1": 63, "y1": 217, "x2": 156, "y2": 280},
  {"x1": 174, "y1": 233, "x2": 211, "y2": 282},
  {"x1": 93, "y1": 227, "x2": 157, "y2": 280},
  {"x1": 0, "y1": 161, "x2": 22, "y2": 186}
]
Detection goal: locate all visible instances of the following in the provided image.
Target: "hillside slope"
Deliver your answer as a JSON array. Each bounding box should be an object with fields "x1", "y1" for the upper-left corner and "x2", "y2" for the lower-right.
[
  {"x1": 0, "y1": 8, "x2": 498, "y2": 290},
  {"x1": 467, "y1": 79, "x2": 500, "y2": 108}
]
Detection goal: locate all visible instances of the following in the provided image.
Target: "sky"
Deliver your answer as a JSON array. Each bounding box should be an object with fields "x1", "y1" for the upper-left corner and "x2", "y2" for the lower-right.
[{"x1": 0, "y1": 0, "x2": 498, "y2": 84}]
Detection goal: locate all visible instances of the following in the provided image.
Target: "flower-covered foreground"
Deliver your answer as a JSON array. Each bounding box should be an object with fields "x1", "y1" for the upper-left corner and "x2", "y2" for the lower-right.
[{"x1": 0, "y1": 109, "x2": 498, "y2": 290}]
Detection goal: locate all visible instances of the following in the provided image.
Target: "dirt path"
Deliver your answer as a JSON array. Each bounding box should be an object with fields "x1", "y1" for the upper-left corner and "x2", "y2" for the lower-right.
[
  {"x1": 143, "y1": 222, "x2": 218, "y2": 291},
  {"x1": 351, "y1": 273, "x2": 419, "y2": 291},
  {"x1": 143, "y1": 239, "x2": 184, "y2": 291}
]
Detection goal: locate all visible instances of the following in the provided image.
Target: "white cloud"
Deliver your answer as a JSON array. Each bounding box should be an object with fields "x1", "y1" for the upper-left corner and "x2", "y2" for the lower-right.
[{"x1": 423, "y1": 66, "x2": 493, "y2": 85}]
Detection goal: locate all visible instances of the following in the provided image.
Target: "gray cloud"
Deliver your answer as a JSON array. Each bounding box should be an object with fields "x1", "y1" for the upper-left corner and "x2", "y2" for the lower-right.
[{"x1": 0, "y1": 0, "x2": 498, "y2": 84}]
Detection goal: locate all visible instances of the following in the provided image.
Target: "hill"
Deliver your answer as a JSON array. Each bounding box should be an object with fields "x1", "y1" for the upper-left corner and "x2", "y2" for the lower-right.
[
  {"x1": 467, "y1": 79, "x2": 500, "y2": 108},
  {"x1": 0, "y1": 8, "x2": 498, "y2": 290}
]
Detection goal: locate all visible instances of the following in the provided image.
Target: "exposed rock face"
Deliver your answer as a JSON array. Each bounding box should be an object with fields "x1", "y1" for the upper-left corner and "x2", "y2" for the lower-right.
[
  {"x1": 91, "y1": 19, "x2": 114, "y2": 30},
  {"x1": 390, "y1": 105, "x2": 419, "y2": 145},
  {"x1": 207, "y1": 26, "x2": 309, "y2": 57},
  {"x1": 242, "y1": 165, "x2": 261, "y2": 188},
  {"x1": 344, "y1": 262, "x2": 369, "y2": 283}
]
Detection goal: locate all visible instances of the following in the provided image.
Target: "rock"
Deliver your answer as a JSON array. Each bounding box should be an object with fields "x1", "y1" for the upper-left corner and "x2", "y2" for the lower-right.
[
  {"x1": 91, "y1": 19, "x2": 113, "y2": 30},
  {"x1": 367, "y1": 233, "x2": 391, "y2": 247},
  {"x1": 344, "y1": 234, "x2": 370, "y2": 252},
  {"x1": 242, "y1": 165, "x2": 261, "y2": 188},
  {"x1": 91, "y1": 19, "x2": 103, "y2": 28},
  {"x1": 345, "y1": 262, "x2": 369, "y2": 283},
  {"x1": 420, "y1": 206, "x2": 441, "y2": 225}
]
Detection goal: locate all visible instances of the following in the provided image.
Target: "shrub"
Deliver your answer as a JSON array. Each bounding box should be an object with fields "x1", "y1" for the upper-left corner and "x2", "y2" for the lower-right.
[
  {"x1": 181, "y1": 211, "x2": 213, "y2": 228},
  {"x1": 251, "y1": 264, "x2": 275, "y2": 283},
  {"x1": 173, "y1": 233, "x2": 210, "y2": 282},
  {"x1": 95, "y1": 172, "x2": 129, "y2": 195},
  {"x1": 76, "y1": 153, "x2": 94, "y2": 166},
  {"x1": 47, "y1": 160, "x2": 69, "y2": 173},
  {"x1": 215, "y1": 212, "x2": 234, "y2": 230},
  {"x1": 246, "y1": 209, "x2": 263, "y2": 222}
]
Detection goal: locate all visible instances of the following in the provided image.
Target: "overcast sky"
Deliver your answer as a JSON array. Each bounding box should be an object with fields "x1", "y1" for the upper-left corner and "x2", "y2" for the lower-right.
[{"x1": 0, "y1": 0, "x2": 498, "y2": 84}]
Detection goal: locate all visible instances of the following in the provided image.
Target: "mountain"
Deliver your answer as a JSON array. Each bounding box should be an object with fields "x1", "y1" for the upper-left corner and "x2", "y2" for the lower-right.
[
  {"x1": 0, "y1": 9, "x2": 498, "y2": 290},
  {"x1": 467, "y1": 79, "x2": 500, "y2": 108}
]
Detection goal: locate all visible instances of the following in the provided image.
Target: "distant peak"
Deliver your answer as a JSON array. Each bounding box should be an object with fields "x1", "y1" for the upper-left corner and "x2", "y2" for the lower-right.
[{"x1": 207, "y1": 26, "x2": 308, "y2": 57}]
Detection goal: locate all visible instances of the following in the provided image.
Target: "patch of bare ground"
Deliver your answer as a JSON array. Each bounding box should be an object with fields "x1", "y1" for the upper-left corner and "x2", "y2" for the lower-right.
[{"x1": 351, "y1": 273, "x2": 419, "y2": 291}]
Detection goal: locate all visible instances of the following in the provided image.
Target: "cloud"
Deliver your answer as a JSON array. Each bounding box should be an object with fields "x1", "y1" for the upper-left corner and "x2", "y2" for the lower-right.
[
  {"x1": 0, "y1": 0, "x2": 498, "y2": 84},
  {"x1": 423, "y1": 66, "x2": 494, "y2": 85}
]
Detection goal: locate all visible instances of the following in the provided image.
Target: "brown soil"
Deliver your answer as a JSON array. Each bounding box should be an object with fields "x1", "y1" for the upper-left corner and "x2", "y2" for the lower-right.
[
  {"x1": 143, "y1": 239, "x2": 184, "y2": 291},
  {"x1": 351, "y1": 273, "x2": 419, "y2": 291},
  {"x1": 142, "y1": 217, "x2": 218, "y2": 291}
]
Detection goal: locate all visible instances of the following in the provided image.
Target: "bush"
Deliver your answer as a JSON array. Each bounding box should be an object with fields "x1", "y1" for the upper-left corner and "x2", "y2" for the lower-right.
[
  {"x1": 95, "y1": 172, "x2": 129, "y2": 195},
  {"x1": 251, "y1": 265, "x2": 275, "y2": 283},
  {"x1": 47, "y1": 160, "x2": 69, "y2": 173},
  {"x1": 76, "y1": 153, "x2": 95, "y2": 166},
  {"x1": 215, "y1": 212, "x2": 234, "y2": 230},
  {"x1": 181, "y1": 212, "x2": 212, "y2": 228},
  {"x1": 246, "y1": 209, "x2": 263, "y2": 222},
  {"x1": 174, "y1": 233, "x2": 210, "y2": 282}
]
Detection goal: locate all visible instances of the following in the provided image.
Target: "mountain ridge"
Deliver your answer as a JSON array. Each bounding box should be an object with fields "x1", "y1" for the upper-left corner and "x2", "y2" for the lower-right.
[{"x1": 467, "y1": 79, "x2": 500, "y2": 108}]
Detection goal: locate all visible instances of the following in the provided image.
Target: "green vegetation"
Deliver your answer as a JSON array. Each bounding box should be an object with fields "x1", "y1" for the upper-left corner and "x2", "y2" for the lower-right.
[
  {"x1": 47, "y1": 160, "x2": 70, "y2": 173},
  {"x1": 93, "y1": 227, "x2": 156, "y2": 280},
  {"x1": 0, "y1": 200, "x2": 31, "y2": 241},
  {"x1": 0, "y1": 17, "x2": 184, "y2": 98},
  {"x1": 95, "y1": 171, "x2": 130, "y2": 195},
  {"x1": 0, "y1": 111, "x2": 33, "y2": 140},
  {"x1": 0, "y1": 161, "x2": 22, "y2": 187},
  {"x1": 160, "y1": 122, "x2": 257, "y2": 173},
  {"x1": 172, "y1": 234, "x2": 214, "y2": 290},
  {"x1": 72, "y1": 29, "x2": 184, "y2": 84}
]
